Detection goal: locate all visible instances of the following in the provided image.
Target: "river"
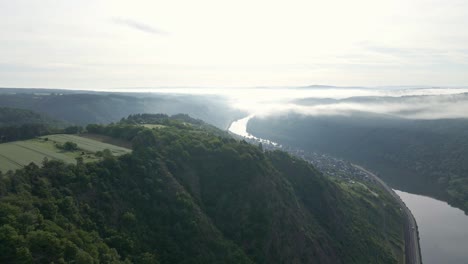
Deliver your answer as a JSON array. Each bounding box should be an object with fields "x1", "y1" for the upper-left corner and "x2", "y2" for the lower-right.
[
  {"x1": 395, "y1": 190, "x2": 468, "y2": 264},
  {"x1": 228, "y1": 115, "x2": 279, "y2": 146},
  {"x1": 229, "y1": 116, "x2": 468, "y2": 264}
]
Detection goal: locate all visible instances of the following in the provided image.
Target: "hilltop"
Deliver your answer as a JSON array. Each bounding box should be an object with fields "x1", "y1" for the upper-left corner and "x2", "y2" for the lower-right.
[{"x1": 0, "y1": 114, "x2": 404, "y2": 263}]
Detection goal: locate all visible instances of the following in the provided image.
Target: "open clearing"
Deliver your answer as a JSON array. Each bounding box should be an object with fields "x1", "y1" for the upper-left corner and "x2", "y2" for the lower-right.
[
  {"x1": 142, "y1": 124, "x2": 167, "y2": 129},
  {"x1": 0, "y1": 134, "x2": 131, "y2": 172}
]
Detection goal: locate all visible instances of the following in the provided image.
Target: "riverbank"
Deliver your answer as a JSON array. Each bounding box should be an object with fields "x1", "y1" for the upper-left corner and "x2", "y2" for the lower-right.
[
  {"x1": 229, "y1": 115, "x2": 422, "y2": 263},
  {"x1": 396, "y1": 190, "x2": 468, "y2": 264},
  {"x1": 352, "y1": 165, "x2": 422, "y2": 264}
]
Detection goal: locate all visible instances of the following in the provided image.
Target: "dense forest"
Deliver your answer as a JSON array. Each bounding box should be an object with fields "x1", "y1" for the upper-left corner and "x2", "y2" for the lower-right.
[
  {"x1": 0, "y1": 107, "x2": 64, "y2": 127},
  {"x1": 0, "y1": 107, "x2": 87, "y2": 143},
  {"x1": 0, "y1": 107, "x2": 68, "y2": 143},
  {"x1": 248, "y1": 112, "x2": 468, "y2": 214},
  {"x1": 0, "y1": 89, "x2": 244, "y2": 129},
  {"x1": 0, "y1": 114, "x2": 405, "y2": 263}
]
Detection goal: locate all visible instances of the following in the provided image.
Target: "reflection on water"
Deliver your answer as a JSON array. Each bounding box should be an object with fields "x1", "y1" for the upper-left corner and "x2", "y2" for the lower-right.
[
  {"x1": 395, "y1": 190, "x2": 468, "y2": 264},
  {"x1": 228, "y1": 116, "x2": 279, "y2": 146},
  {"x1": 228, "y1": 116, "x2": 255, "y2": 138}
]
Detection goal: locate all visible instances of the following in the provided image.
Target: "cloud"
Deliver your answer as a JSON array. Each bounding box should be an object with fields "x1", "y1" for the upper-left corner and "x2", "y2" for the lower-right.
[
  {"x1": 112, "y1": 18, "x2": 169, "y2": 36},
  {"x1": 214, "y1": 87, "x2": 468, "y2": 119},
  {"x1": 274, "y1": 92, "x2": 468, "y2": 120}
]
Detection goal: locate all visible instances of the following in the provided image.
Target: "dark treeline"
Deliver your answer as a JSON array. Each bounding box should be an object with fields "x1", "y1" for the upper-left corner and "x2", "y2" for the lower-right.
[
  {"x1": 0, "y1": 124, "x2": 55, "y2": 143},
  {"x1": 0, "y1": 125, "x2": 85, "y2": 143},
  {"x1": 0, "y1": 107, "x2": 64, "y2": 127},
  {"x1": 0, "y1": 107, "x2": 70, "y2": 143}
]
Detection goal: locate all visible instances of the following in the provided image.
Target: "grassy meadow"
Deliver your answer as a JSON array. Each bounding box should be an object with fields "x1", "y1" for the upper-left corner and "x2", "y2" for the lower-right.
[{"x1": 0, "y1": 134, "x2": 131, "y2": 172}]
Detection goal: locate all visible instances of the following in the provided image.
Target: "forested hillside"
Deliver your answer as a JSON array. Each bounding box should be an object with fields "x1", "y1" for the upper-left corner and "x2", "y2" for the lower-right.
[
  {"x1": 0, "y1": 114, "x2": 404, "y2": 263},
  {"x1": 0, "y1": 107, "x2": 63, "y2": 127},
  {"x1": 0, "y1": 107, "x2": 67, "y2": 143},
  {"x1": 0, "y1": 89, "x2": 244, "y2": 129},
  {"x1": 248, "y1": 113, "x2": 468, "y2": 214}
]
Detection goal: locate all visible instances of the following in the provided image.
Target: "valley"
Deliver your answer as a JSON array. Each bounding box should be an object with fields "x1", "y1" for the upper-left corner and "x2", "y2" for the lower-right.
[
  {"x1": 229, "y1": 116, "x2": 422, "y2": 263},
  {"x1": 238, "y1": 113, "x2": 468, "y2": 264},
  {"x1": 3, "y1": 0, "x2": 468, "y2": 261}
]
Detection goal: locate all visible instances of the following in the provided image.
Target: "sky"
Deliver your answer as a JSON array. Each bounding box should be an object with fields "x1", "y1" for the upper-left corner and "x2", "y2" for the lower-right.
[{"x1": 1, "y1": 0, "x2": 468, "y2": 89}]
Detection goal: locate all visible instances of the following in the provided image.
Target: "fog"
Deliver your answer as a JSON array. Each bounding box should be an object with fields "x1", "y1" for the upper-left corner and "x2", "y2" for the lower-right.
[
  {"x1": 128, "y1": 86, "x2": 468, "y2": 120},
  {"x1": 286, "y1": 94, "x2": 468, "y2": 119},
  {"x1": 64, "y1": 86, "x2": 468, "y2": 120}
]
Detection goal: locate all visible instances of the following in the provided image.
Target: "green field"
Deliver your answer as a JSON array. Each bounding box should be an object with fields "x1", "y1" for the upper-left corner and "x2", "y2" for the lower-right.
[{"x1": 0, "y1": 134, "x2": 131, "y2": 172}]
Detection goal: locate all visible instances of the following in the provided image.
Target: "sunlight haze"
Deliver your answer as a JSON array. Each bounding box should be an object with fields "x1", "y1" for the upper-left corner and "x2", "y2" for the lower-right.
[
  {"x1": 2, "y1": 2, "x2": 468, "y2": 263},
  {"x1": 1, "y1": 0, "x2": 468, "y2": 88}
]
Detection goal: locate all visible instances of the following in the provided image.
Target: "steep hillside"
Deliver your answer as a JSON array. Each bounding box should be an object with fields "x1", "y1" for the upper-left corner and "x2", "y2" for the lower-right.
[
  {"x1": 0, "y1": 114, "x2": 404, "y2": 263},
  {"x1": 248, "y1": 113, "x2": 468, "y2": 214}
]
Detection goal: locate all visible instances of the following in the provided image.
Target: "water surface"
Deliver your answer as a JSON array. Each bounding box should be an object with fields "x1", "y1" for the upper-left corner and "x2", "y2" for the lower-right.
[
  {"x1": 395, "y1": 190, "x2": 468, "y2": 264},
  {"x1": 228, "y1": 116, "x2": 279, "y2": 146}
]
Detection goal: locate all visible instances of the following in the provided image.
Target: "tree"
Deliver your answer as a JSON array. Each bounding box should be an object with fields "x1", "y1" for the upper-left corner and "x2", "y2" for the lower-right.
[{"x1": 62, "y1": 141, "x2": 78, "y2": 151}]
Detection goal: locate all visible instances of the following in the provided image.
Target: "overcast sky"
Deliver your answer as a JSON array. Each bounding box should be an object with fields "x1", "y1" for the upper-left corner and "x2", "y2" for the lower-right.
[{"x1": 1, "y1": 0, "x2": 468, "y2": 89}]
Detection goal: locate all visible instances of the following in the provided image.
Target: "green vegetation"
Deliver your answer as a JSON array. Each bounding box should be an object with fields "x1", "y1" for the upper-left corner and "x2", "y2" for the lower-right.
[
  {"x1": 0, "y1": 107, "x2": 67, "y2": 143},
  {"x1": 57, "y1": 141, "x2": 78, "y2": 151},
  {"x1": 0, "y1": 107, "x2": 63, "y2": 127},
  {"x1": 0, "y1": 123, "x2": 55, "y2": 143},
  {"x1": 0, "y1": 135, "x2": 131, "y2": 172},
  {"x1": 0, "y1": 107, "x2": 85, "y2": 143},
  {"x1": 142, "y1": 124, "x2": 166, "y2": 129},
  {"x1": 249, "y1": 113, "x2": 468, "y2": 214},
  {"x1": 0, "y1": 114, "x2": 404, "y2": 263},
  {"x1": 0, "y1": 90, "x2": 245, "y2": 129},
  {"x1": 45, "y1": 135, "x2": 130, "y2": 156}
]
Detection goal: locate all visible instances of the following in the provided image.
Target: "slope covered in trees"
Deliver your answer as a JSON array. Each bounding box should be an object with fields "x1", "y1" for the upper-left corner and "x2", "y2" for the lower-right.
[
  {"x1": 0, "y1": 107, "x2": 67, "y2": 143},
  {"x1": 0, "y1": 114, "x2": 404, "y2": 263},
  {"x1": 248, "y1": 113, "x2": 468, "y2": 214},
  {"x1": 0, "y1": 107, "x2": 63, "y2": 127},
  {"x1": 0, "y1": 89, "x2": 244, "y2": 129}
]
